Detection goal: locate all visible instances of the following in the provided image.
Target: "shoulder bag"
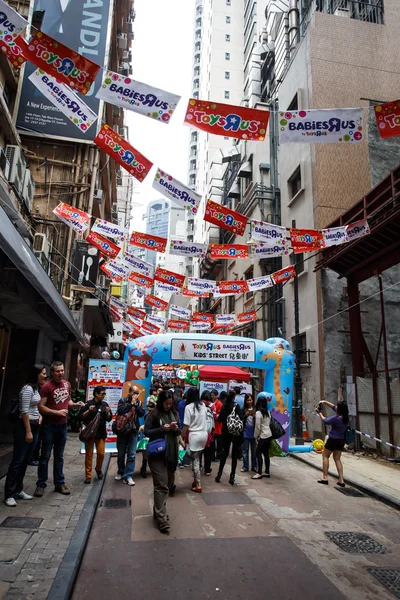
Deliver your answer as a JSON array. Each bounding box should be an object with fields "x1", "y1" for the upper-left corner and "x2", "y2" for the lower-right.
[{"x1": 79, "y1": 412, "x2": 101, "y2": 443}]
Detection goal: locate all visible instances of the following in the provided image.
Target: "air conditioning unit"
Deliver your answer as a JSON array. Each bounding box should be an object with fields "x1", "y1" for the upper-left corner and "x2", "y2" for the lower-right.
[
  {"x1": 33, "y1": 233, "x2": 50, "y2": 256},
  {"x1": 128, "y1": 31, "x2": 134, "y2": 41},
  {"x1": 117, "y1": 33, "x2": 127, "y2": 49},
  {"x1": 122, "y1": 50, "x2": 129, "y2": 59},
  {"x1": 0, "y1": 147, "x2": 10, "y2": 175},
  {"x1": 98, "y1": 275, "x2": 106, "y2": 287},
  {"x1": 5, "y1": 145, "x2": 26, "y2": 195},
  {"x1": 93, "y1": 189, "x2": 103, "y2": 204},
  {"x1": 22, "y1": 169, "x2": 35, "y2": 212}
]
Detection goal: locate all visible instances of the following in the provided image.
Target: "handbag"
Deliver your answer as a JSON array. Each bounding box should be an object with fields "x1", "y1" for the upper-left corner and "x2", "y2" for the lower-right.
[
  {"x1": 226, "y1": 404, "x2": 244, "y2": 436},
  {"x1": 79, "y1": 413, "x2": 101, "y2": 443},
  {"x1": 269, "y1": 416, "x2": 285, "y2": 439},
  {"x1": 146, "y1": 438, "x2": 166, "y2": 459},
  {"x1": 137, "y1": 437, "x2": 149, "y2": 452}
]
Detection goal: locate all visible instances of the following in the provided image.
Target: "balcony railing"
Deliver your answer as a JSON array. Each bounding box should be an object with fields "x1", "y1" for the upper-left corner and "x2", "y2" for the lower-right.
[{"x1": 316, "y1": 0, "x2": 384, "y2": 24}]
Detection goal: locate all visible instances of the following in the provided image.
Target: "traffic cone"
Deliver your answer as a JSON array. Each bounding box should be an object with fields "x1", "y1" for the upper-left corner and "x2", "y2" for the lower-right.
[{"x1": 302, "y1": 415, "x2": 310, "y2": 440}]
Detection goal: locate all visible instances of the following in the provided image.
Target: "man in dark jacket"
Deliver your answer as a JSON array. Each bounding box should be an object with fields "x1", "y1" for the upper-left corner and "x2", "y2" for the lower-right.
[{"x1": 115, "y1": 386, "x2": 144, "y2": 486}]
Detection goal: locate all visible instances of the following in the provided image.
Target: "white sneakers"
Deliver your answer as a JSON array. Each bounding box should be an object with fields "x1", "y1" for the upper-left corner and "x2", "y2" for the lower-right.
[
  {"x1": 114, "y1": 474, "x2": 123, "y2": 481},
  {"x1": 17, "y1": 491, "x2": 33, "y2": 500},
  {"x1": 123, "y1": 477, "x2": 135, "y2": 486},
  {"x1": 4, "y1": 491, "x2": 33, "y2": 506},
  {"x1": 4, "y1": 497, "x2": 17, "y2": 507}
]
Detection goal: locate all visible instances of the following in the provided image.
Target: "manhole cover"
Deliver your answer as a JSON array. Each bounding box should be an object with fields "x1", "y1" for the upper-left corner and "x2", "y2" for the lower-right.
[
  {"x1": 366, "y1": 568, "x2": 400, "y2": 598},
  {"x1": 336, "y1": 487, "x2": 366, "y2": 498},
  {"x1": 100, "y1": 498, "x2": 131, "y2": 509},
  {"x1": 201, "y1": 492, "x2": 253, "y2": 506},
  {"x1": 325, "y1": 532, "x2": 387, "y2": 554},
  {"x1": 0, "y1": 517, "x2": 43, "y2": 529}
]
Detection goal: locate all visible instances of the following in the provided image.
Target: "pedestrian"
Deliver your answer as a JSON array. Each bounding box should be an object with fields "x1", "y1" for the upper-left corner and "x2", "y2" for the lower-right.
[
  {"x1": 146, "y1": 387, "x2": 157, "y2": 405},
  {"x1": 173, "y1": 385, "x2": 183, "y2": 410},
  {"x1": 114, "y1": 386, "x2": 144, "y2": 486},
  {"x1": 233, "y1": 386, "x2": 244, "y2": 410},
  {"x1": 178, "y1": 392, "x2": 186, "y2": 429},
  {"x1": 215, "y1": 390, "x2": 243, "y2": 485},
  {"x1": 242, "y1": 394, "x2": 257, "y2": 473},
  {"x1": 35, "y1": 361, "x2": 84, "y2": 497},
  {"x1": 144, "y1": 390, "x2": 181, "y2": 534},
  {"x1": 138, "y1": 397, "x2": 156, "y2": 478},
  {"x1": 201, "y1": 390, "x2": 216, "y2": 476},
  {"x1": 4, "y1": 365, "x2": 47, "y2": 507},
  {"x1": 316, "y1": 400, "x2": 349, "y2": 487},
  {"x1": 81, "y1": 386, "x2": 112, "y2": 484},
  {"x1": 213, "y1": 390, "x2": 224, "y2": 461},
  {"x1": 252, "y1": 395, "x2": 272, "y2": 480},
  {"x1": 180, "y1": 387, "x2": 208, "y2": 493}
]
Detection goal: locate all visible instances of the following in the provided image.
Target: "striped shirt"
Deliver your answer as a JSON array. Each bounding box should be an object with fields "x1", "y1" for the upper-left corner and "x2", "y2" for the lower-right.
[{"x1": 19, "y1": 385, "x2": 41, "y2": 421}]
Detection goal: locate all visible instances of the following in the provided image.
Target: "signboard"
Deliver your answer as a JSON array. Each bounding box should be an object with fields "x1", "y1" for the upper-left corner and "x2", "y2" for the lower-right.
[
  {"x1": 199, "y1": 381, "x2": 228, "y2": 396},
  {"x1": 171, "y1": 339, "x2": 255, "y2": 363},
  {"x1": 71, "y1": 241, "x2": 99, "y2": 288},
  {"x1": 153, "y1": 168, "x2": 201, "y2": 214},
  {"x1": 279, "y1": 108, "x2": 364, "y2": 144},
  {"x1": 108, "y1": 322, "x2": 123, "y2": 344},
  {"x1": 228, "y1": 380, "x2": 252, "y2": 399}
]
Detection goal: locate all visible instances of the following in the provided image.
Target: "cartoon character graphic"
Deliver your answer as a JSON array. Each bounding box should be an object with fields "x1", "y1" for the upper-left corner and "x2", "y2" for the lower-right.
[{"x1": 127, "y1": 353, "x2": 152, "y2": 380}]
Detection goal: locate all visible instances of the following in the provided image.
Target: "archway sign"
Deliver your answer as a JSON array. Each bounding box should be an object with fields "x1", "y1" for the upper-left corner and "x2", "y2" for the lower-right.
[{"x1": 124, "y1": 333, "x2": 294, "y2": 452}]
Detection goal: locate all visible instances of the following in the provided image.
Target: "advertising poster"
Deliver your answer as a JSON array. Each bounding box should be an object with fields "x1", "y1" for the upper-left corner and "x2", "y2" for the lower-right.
[
  {"x1": 279, "y1": 108, "x2": 364, "y2": 144},
  {"x1": 210, "y1": 244, "x2": 249, "y2": 260},
  {"x1": 71, "y1": 241, "x2": 99, "y2": 289},
  {"x1": 290, "y1": 228, "x2": 323, "y2": 254},
  {"x1": 129, "y1": 230, "x2": 167, "y2": 253},
  {"x1": 199, "y1": 381, "x2": 228, "y2": 396},
  {"x1": 153, "y1": 168, "x2": 201, "y2": 214},
  {"x1": 171, "y1": 339, "x2": 255, "y2": 363},
  {"x1": 204, "y1": 199, "x2": 247, "y2": 236},
  {"x1": 250, "y1": 220, "x2": 287, "y2": 245},
  {"x1": 228, "y1": 380, "x2": 252, "y2": 399},
  {"x1": 169, "y1": 239, "x2": 208, "y2": 259}
]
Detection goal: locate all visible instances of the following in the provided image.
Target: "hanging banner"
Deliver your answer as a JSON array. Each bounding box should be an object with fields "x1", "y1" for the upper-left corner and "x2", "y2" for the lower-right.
[
  {"x1": 321, "y1": 226, "x2": 349, "y2": 247},
  {"x1": 290, "y1": 228, "x2": 323, "y2": 254},
  {"x1": 122, "y1": 251, "x2": 154, "y2": 277},
  {"x1": 91, "y1": 219, "x2": 127, "y2": 244},
  {"x1": 169, "y1": 239, "x2": 208, "y2": 259},
  {"x1": 97, "y1": 71, "x2": 180, "y2": 124},
  {"x1": 170, "y1": 305, "x2": 191, "y2": 320},
  {"x1": 127, "y1": 306, "x2": 146, "y2": 320},
  {"x1": 250, "y1": 243, "x2": 289, "y2": 259},
  {"x1": 185, "y1": 98, "x2": 269, "y2": 141},
  {"x1": 147, "y1": 315, "x2": 166, "y2": 328},
  {"x1": 155, "y1": 281, "x2": 181, "y2": 295},
  {"x1": 246, "y1": 275, "x2": 274, "y2": 292},
  {"x1": 100, "y1": 262, "x2": 123, "y2": 284},
  {"x1": 144, "y1": 294, "x2": 169, "y2": 311},
  {"x1": 187, "y1": 277, "x2": 216, "y2": 293},
  {"x1": 204, "y1": 199, "x2": 247, "y2": 236},
  {"x1": 182, "y1": 286, "x2": 210, "y2": 298},
  {"x1": 154, "y1": 267, "x2": 185, "y2": 289},
  {"x1": 218, "y1": 280, "x2": 249, "y2": 294},
  {"x1": 250, "y1": 220, "x2": 287, "y2": 246},
  {"x1": 192, "y1": 313, "x2": 214, "y2": 323},
  {"x1": 23, "y1": 31, "x2": 100, "y2": 95},
  {"x1": 279, "y1": 108, "x2": 364, "y2": 144},
  {"x1": 210, "y1": 244, "x2": 249, "y2": 260},
  {"x1": 128, "y1": 271, "x2": 154, "y2": 288},
  {"x1": 110, "y1": 307, "x2": 123, "y2": 322},
  {"x1": 153, "y1": 168, "x2": 201, "y2": 214},
  {"x1": 105, "y1": 258, "x2": 130, "y2": 279},
  {"x1": 127, "y1": 314, "x2": 143, "y2": 328},
  {"x1": 0, "y1": 1, "x2": 28, "y2": 38},
  {"x1": 168, "y1": 320, "x2": 189, "y2": 331},
  {"x1": 215, "y1": 314, "x2": 237, "y2": 326},
  {"x1": 53, "y1": 202, "x2": 90, "y2": 235},
  {"x1": 86, "y1": 231, "x2": 121, "y2": 259},
  {"x1": 109, "y1": 296, "x2": 127, "y2": 311},
  {"x1": 29, "y1": 69, "x2": 97, "y2": 134},
  {"x1": 346, "y1": 219, "x2": 370, "y2": 241},
  {"x1": 237, "y1": 311, "x2": 257, "y2": 324},
  {"x1": 212, "y1": 289, "x2": 234, "y2": 299},
  {"x1": 272, "y1": 265, "x2": 296, "y2": 285},
  {"x1": 142, "y1": 321, "x2": 161, "y2": 335},
  {"x1": 0, "y1": 33, "x2": 28, "y2": 69},
  {"x1": 190, "y1": 321, "x2": 211, "y2": 332},
  {"x1": 129, "y1": 230, "x2": 167, "y2": 253},
  {"x1": 122, "y1": 319, "x2": 135, "y2": 333},
  {"x1": 374, "y1": 100, "x2": 400, "y2": 139},
  {"x1": 95, "y1": 124, "x2": 153, "y2": 182}
]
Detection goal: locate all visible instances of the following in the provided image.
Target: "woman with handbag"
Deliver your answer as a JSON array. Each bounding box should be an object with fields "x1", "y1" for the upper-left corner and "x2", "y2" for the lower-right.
[
  {"x1": 80, "y1": 386, "x2": 112, "y2": 484},
  {"x1": 215, "y1": 390, "x2": 244, "y2": 486},
  {"x1": 144, "y1": 391, "x2": 181, "y2": 534},
  {"x1": 252, "y1": 395, "x2": 273, "y2": 480}
]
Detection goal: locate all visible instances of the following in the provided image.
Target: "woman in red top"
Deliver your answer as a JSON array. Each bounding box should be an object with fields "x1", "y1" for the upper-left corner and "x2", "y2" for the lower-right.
[{"x1": 212, "y1": 390, "x2": 224, "y2": 461}]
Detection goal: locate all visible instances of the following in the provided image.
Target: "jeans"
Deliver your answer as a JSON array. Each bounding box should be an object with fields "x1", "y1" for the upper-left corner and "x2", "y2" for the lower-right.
[
  {"x1": 84, "y1": 438, "x2": 106, "y2": 479},
  {"x1": 214, "y1": 433, "x2": 223, "y2": 460},
  {"x1": 243, "y1": 438, "x2": 257, "y2": 471},
  {"x1": 116, "y1": 432, "x2": 138, "y2": 480},
  {"x1": 257, "y1": 437, "x2": 272, "y2": 475},
  {"x1": 36, "y1": 423, "x2": 68, "y2": 488},
  {"x1": 4, "y1": 419, "x2": 39, "y2": 499}
]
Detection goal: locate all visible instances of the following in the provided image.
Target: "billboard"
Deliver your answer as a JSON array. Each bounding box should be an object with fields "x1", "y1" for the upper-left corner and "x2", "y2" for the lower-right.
[
  {"x1": 16, "y1": 0, "x2": 112, "y2": 141},
  {"x1": 71, "y1": 241, "x2": 99, "y2": 289}
]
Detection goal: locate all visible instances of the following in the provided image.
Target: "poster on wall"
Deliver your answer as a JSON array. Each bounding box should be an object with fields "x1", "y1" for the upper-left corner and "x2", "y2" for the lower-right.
[
  {"x1": 199, "y1": 381, "x2": 228, "y2": 396},
  {"x1": 228, "y1": 380, "x2": 252, "y2": 399}
]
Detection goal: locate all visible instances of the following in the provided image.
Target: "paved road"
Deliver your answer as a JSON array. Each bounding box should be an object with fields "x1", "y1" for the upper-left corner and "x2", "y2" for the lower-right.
[{"x1": 72, "y1": 455, "x2": 400, "y2": 600}]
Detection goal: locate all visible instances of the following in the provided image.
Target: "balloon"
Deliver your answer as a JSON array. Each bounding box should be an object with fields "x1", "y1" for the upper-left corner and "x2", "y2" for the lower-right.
[
  {"x1": 192, "y1": 369, "x2": 200, "y2": 377},
  {"x1": 111, "y1": 351, "x2": 120, "y2": 360},
  {"x1": 185, "y1": 376, "x2": 191, "y2": 383},
  {"x1": 313, "y1": 439, "x2": 325, "y2": 453},
  {"x1": 191, "y1": 378, "x2": 199, "y2": 386},
  {"x1": 101, "y1": 351, "x2": 110, "y2": 359}
]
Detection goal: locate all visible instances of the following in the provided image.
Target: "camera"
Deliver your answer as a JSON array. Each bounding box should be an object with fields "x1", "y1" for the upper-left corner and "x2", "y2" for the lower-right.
[{"x1": 317, "y1": 402, "x2": 323, "y2": 412}]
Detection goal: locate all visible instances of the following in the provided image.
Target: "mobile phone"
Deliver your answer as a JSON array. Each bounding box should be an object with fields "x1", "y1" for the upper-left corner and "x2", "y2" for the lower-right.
[{"x1": 318, "y1": 402, "x2": 323, "y2": 412}]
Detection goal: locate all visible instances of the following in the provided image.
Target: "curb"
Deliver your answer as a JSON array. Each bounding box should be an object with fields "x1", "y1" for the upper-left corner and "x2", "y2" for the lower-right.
[
  {"x1": 290, "y1": 453, "x2": 400, "y2": 512},
  {"x1": 47, "y1": 453, "x2": 111, "y2": 600}
]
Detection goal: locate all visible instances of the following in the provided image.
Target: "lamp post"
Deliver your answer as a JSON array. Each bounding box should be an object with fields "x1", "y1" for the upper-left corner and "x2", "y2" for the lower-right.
[{"x1": 292, "y1": 219, "x2": 303, "y2": 444}]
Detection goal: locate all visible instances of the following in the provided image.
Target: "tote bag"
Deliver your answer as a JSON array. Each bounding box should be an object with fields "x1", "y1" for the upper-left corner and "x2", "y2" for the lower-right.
[{"x1": 79, "y1": 413, "x2": 101, "y2": 443}]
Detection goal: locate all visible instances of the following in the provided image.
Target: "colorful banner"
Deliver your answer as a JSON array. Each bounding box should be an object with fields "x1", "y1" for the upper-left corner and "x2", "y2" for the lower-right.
[
  {"x1": 321, "y1": 226, "x2": 349, "y2": 247},
  {"x1": 237, "y1": 311, "x2": 257, "y2": 324},
  {"x1": 187, "y1": 278, "x2": 216, "y2": 293},
  {"x1": 97, "y1": 71, "x2": 180, "y2": 124},
  {"x1": 122, "y1": 319, "x2": 135, "y2": 333},
  {"x1": 110, "y1": 307, "x2": 123, "y2": 322},
  {"x1": 29, "y1": 69, "x2": 97, "y2": 133},
  {"x1": 170, "y1": 338, "x2": 256, "y2": 362},
  {"x1": 128, "y1": 271, "x2": 154, "y2": 288},
  {"x1": 122, "y1": 252, "x2": 154, "y2": 277},
  {"x1": 155, "y1": 281, "x2": 181, "y2": 294},
  {"x1": 142, "y1": 321, "x2": 160, "y2": 335},
  {"x1": 127, "y1": 306, "x2": 146, "y2": 320},
  {"x1": 170, "y1": 305, "x2": 191, "y2": 320},
  {"x1": 168, "y1": 320, "x2": 189, "y2": 330},
  {"x1": 374, "y1": 100, "x2": 400, "y2": 139},
  {"x1": 279, "y1": 108, "x2": 364, "y2": 144},
  {"x1": 100, "y1": 262, "x2": 123, "y2": 284},
  {"x1": 218, "y1": 280, "x2": 249, "y2": 294},
  {"x1": 182, "y1": 286, "x2": 209, "y2": 298},
  {"x1": 215, "y1": 314, "x2": 237, "y2": 326},
  {"x1": 144, "y1": 294, "x2": 168, "y2": 311},
  {"x1": 23, "y1": 31, "x2": 100, "y2": 95},
  {"x1": 153, "y1": 168, "x2": 201, "y2": 214},
  {"x1": 210, "y1": 244, "x2": 249, "y2": 259},
  {"x1": 290, "y1": 228, "x2": 323, "y2": 254},
  {"x1": 127, "y1": 314, "x2": 143, "y2": 328},
  {"x1": 109, "y1": 296, "x2": 127, "y2": 312},
  {"x1": 190, "y1": 322, "x2": 211, "y2": 332},
  {"x1": 250, "y1": 243, "x2": 289, "y2": 259},
  {"x1": 129, "y1": 230, "x2": 167, "y2": 253},
  {"x1": 91, "y1": 219, "x2": 127, "y2": 244},
  {"x1": 154, "y1": 267, "x2": 185, "y2": 289},
  {"x1": 0, "y1": 1, "x2": 28, "y2": 38},
  {"x1": 272, "y1": 265, "x2": 296, "y2": 285},
  {"x1": 185, "y1": 98, "x2": 270, "y2": 141},
  {"x1": 192, "y1": 313, "x2": 214, "y2": 323},
  {"x1": 204, "y1": 199, "x2": 247, "y2": 236},
  {"x1": 86, "y1": 231, "x2": 121, "y2": 259},
  {"x1": 95, "y1": 124, "x2": 153, "y2": 182},
  {"x1": 246, "y1": 275, "x2": 274, "y2": 292},
  {"x1": 53, "y1": 202, "x2": 90, "y2": 235},
  {"x1": 250, "y1": 220, "x2": 287, "y2": 246},
  {"x1": 0, "y1": 33, "x2": 27, "y2": 68},
  {"x1": 106, "y1": 258, "x2": 130, "y2": 279},
  {"x1": 147, "y1": 315, "x2": 166, "y2": 328},
  {"x1": 169, "y1": 239, "x2": 208, "y2": 259},
  {"x1": 346, "y1": 219, "x2": 370, "y2": 241}
]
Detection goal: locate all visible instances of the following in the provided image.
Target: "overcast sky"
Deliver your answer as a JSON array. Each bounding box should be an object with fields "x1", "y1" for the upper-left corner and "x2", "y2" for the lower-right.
[{"x1": 126, "y1": 0, "x2": 195, "y2": 223}]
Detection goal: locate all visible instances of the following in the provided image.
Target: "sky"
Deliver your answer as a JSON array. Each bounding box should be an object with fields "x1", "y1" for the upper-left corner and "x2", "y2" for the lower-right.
[{"x1": 126, "y1": 0, "x2": 195, "y2": 226}]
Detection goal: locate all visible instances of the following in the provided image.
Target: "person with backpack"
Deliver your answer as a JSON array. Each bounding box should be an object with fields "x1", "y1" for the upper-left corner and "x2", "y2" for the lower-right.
[
  {"x1": 114, "y1": 386, "x2": 144, "y2": 486},
  {"x1": 316, "y1": 400, "x2": 349, "y2": 487},
  {"x1": 215, "y1": 390, "x2": 244, "y2": 486},
  {"x1": 80, "y1": 386, "x2": 112, "y2": 484},
  {"x1": 201, "y1": 390, "x2": 216, "y2": 476},
  {"x1": 252, "y1": 395, "x2": 273, "y2": 480},
  {"x1": 180, "y1": 387, "x2": 208, "y2": 493},
  {"x1": 4, "y1": 365, "x2": 47, "y2": 507}
]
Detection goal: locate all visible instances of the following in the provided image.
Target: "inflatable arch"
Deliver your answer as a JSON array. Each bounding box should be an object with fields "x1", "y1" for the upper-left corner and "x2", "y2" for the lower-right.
[{"x1": 124, "y1": 333, "x2": 294, "y2": 452}]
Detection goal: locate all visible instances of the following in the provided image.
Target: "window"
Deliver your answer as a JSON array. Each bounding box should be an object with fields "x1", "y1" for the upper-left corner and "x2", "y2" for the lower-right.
[
  {"x1": 288, "y1": 165, "x2": 302, "y2": 200},
  {"x1": 287, "y1": 94, "x2": 298, "y2": 111},
  {"x1": 224, "y1": 91, "x2": 230, "y2": 99},
  {"x1": 290, "y1": 252, "x2": 305, "y2": 275},
  {"x1": 226, "y1": 0, "x2": 231, "y2": 5},
  {"x1": 225, "y1": 52, "x2": 230, "y2": 60},
  {"x1": 227, "y1": 295, "x2": 235, "y2": 313},
  {"x1": 225, "y1": 71, "x2": 230, "y2": 79},
  {"x1": 226, "y1": 34, "x2": 230, "y2": 42},
  {"x1": 226, "y1": 15, "x2": 231, "y2": 23},
  {"x1": 292, "y1": 332, "x2": 308, "y2": 364},
  {"x1": 244, "y1": 267, "x2": 254, "y2": 300}
]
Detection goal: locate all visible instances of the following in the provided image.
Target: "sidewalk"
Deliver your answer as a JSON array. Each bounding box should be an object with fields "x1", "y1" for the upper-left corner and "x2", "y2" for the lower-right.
[
  {"x1": 291, "y1": 450, "x2": 400, "y2": 509},
  {"x1": 0, "y1": 433, "x2": 105, "y2": 600}
]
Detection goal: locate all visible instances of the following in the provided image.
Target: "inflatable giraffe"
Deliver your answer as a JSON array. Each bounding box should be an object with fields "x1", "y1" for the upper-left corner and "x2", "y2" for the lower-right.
[{"x1": 261, "y1": 345, "x2": 287, "y2": 413}]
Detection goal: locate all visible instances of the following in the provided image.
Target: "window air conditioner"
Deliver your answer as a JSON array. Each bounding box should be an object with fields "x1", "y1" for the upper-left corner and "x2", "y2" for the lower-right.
[
  {"x1": 93, "y1": 189, "x2": 103, "y2": 204},
  {"x1": 5, "y1": 145, "x2": 26, "y2": 195},
  {"x1": 22, "y1": 169, "x2": 35, "y2": 213},
  {"x1": 0, "y1": 147, "x2": 10, "y2": 175},
  {"x1": 128, "y1": 31, "x2": 134, "y2": 42},
  {"x1": 122, "y1": 50, "x2": 129, "y2": 60},
  {"x1": 117, "y1": 33, "x2": 127, "y2": 49},
  {"x1": 33, "y1": 233, "x2": 50, "y2": 256}
]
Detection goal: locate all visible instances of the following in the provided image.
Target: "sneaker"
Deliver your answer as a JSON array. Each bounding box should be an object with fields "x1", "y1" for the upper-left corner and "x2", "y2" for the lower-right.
[
  {"x1": 28, "y1": 460, "x2": 39, "y2": 466},
  {"x1": 84, "y1": 478, "x2": 91, "y2": 484},
  {"x1": 4, "y1": 497, "x2": 17, "y2": 507},
  {"x1": 96, "y1": 470, "x2": 103, "y2": 480},
  {"x1": 123, "y1": 477, "x2": 135, "y2": 486},
  {"x1": 115, "y1": 474, "x2": 123, "y2": 481},
  {"x1": 241, "y1": 468, "x2": 248, "y2": 472},
  {"x1": 54, "y1": 485, "x2": 70, "y2": 495},
  {"x1": 17, "y1": 491, "x2": 33, "y2": 500},
  {"x1": 34, "y1": 487, "x2": 44, "y2": 498}
]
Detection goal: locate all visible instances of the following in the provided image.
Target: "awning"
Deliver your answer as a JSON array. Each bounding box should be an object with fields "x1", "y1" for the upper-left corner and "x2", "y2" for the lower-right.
[
  {"x1": 199, "y1": 365, "x2": 251, "y2": 382},
  {"x1": 238, "y1": 161, "x2": 252, "y2": 177},
  {"x1": 0, "y1": 204, "x2": 86, "y2": 346}
]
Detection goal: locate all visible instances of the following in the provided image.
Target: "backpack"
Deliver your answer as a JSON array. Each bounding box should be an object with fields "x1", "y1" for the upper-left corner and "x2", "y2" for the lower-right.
[
  {"x1": 205, "y1": 406, "x2": 214, "y2": 433},
  {"x1": 112, "y1": 404, "x2": 136, "y2": 435},
  {"x1": 226, "y1": 404, "x2": 243, "y2": 436}
]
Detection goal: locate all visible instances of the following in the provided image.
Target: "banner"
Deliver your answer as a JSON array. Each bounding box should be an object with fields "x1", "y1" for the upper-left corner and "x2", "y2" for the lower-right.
[
  {"x1": 95, "y1": 124, "x2": 153, "y2": 182},
  {"x1": 147, "y1": 315, "x2": 166, "y2": 328},
  {"x1": 128, "y1": 271, "x2": 154, "y2": 288},
  {"x1": 210, "y1": 244, "x2": 249, "y2": 260},
  {"x1": 29, "y1": 69, "x2": 97, "y2": 134},
  {"x1": 168, "y1": 320, "x2": 189, "y2": 330},
  {"x1": 154, "y1": 267, "x2": 185, "y2": 289},
  {"x1": 185, "y1": 98, "x2": 269, "y2": 141},
  {"x1": 142, "y1": 321, "x2": 160, "y2": 335},
  {"x1": 171, "y1": 338, "x2": 256, "y2": 362},
  {"x1": 127, "y1": 314, "x2": 143, "y2": 328},
  {"x1": 272, "y1": 265, "x2": 296, "y2": 284},
  {"x1": 192, "y1": 313, "x2": 214, "y2": 323},
  {"x1": 127, "y1": 306, "x2": 146, "y2": 320},
  {"x1": 218, "y1": 280, "x2": 249, "y2": 294},
  {"x1": 122, "y1": 251, "x2": 154, "y2": 276},
  {"x1": 155, "y1": 281, "x2": 181, "y2": 294},
  {"x1": 215, "y1": 314, "x2": 237, "y2": 326},
  {"x1": 23, "y1": 30, "x2": 100, "y2": 95},
  {"x1": 290, "y1": 228, "x2": 323, "y2": 254},
  {"x1": 279, "y1": 108, "x2": 364, "y2": 144},
  {"x1": 170, "y1": 305, "x2": 191, "y2": 319},
  {"x1": 144, "y1": 294, "x2": 168, "y2": 311},
  {"x1": 91, "y1": 219, "x2": 127, "y2": 244},
  {"x1": 246, "y1": 275, "x2": 274, "y2": 292},
  {"x1": 321, "y1": 226, "x2": 349, "y2": 247},
  {"x1": 204, "y1": 199, "x2": 247, "y2": 236},
  {"x1": 110, "y1": 307, "x2": 123, "y2": 322},
  {"x1": 122, "y1": 319, "x2": 135, "y2": 333},
  {"x1": 182, "y1": 286, "x2": 209, "y2": 298},
  {"x1": 374, "y1": 100, "x2": 400, "y2": 139},
  {"x1": 0, "y1": 33, "x2": 27, "y2": 68},
  {"x1": 0, "y1": 0, "x2": 28, "y2": 37},
  {"x1": 100, "y1": 262, "x2": 123, "y2": 283},
  {"x1": 187, "y1": 277, "x2": 216, "y2": 293},
  {"x1": 250, "y1": 220, "x2": 287, "y2": 246},
  {"x1": 86, "y1": 231, "x2": 121, "y2": 259},
  {"x1": 153, "y1": 168, "x2": 201, "y2": 214},
  {"x1": 190, "y1": 321, "x2": 211, "y2": 332},
  {"x1": 250, "y1": 243, "x2": 289, "y2": 258},
  {"x1": 237, "y1": 311, "x2": 257, "y2": 323},
  {"x1": 129, "y1": 230, "x2": 167, "y2": 253},
  {"x1": 97, "y1": 71, "x2": 180, "y2": 124},
  {"x1": 105, "y1": 258, "x2": 130, "y2": 279},
  {"x1": 109, "y1": 296, "x2": 127, "y2": 312},
  {"x1": 53, "y1": 202, "x2": 90, "y2": 235},
  {"x1": 346, "y1": 219, "x2": 370, "y2": 241},
  {"x1": 169, "y1": 239, "x2": 207, "y2": 259}
]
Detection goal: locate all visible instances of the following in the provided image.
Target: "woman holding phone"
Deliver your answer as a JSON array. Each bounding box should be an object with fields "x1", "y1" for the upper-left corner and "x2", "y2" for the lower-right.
[{"x1": 316, "y1": 400, "x2": 349, "y2": 487}]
